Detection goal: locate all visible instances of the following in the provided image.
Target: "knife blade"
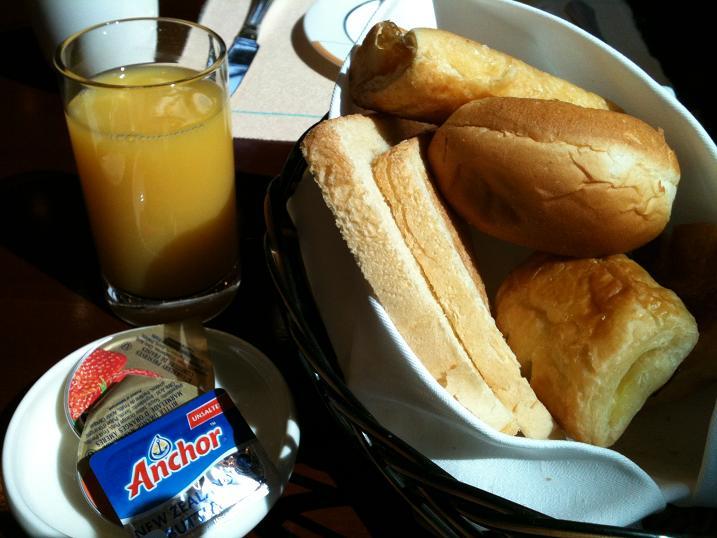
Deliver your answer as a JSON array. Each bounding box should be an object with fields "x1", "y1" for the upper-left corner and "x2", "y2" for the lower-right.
[{"x1": 227, "y1": 0, "x2": 273, "y2": 95}]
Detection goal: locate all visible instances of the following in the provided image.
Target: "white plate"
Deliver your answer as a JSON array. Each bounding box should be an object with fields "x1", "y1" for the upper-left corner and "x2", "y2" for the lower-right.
[
  {"x1": 303, "y1": 0, "x2": 381, "y2": 66},
  {"x1": 2, "y1": 328, "x2": 299, "y2": 537},
  {"x1": 295, "y1": 0, "x2": 717, "y2": 526}
]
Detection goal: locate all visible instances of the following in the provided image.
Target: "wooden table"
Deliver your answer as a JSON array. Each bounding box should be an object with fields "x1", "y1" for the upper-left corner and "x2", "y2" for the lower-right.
[{"x1": 0, "y1": 6, "x2": 430, "y2": 537}]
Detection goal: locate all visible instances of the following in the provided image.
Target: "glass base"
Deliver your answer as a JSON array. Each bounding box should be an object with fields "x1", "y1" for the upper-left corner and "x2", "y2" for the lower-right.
[{"x1": 105, "y1": 263, "x2": 241, "y2": 326}]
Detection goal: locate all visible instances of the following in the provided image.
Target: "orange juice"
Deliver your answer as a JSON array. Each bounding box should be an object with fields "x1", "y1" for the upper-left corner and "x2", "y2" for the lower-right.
[{"x1": 65, "y1": 65, "x2": 237, "y2": 299}]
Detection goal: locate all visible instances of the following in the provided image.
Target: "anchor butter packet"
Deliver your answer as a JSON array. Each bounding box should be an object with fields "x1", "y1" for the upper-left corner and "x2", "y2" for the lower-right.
[{"x1": 78, "y1": 388, "x2": 277, "y2": 536}]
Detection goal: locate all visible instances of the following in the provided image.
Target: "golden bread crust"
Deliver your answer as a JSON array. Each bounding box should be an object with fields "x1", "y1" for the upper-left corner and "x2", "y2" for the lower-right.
[
  {"x1": 495, "y1": 253, "x2": 698, "y2": 446},
  {"x1": 372, "y1": 136, "x2": 557, "y2": 439},
  {"x1": 349, "y1": 22, "x2": 614, "y2": 123},
  {"x1": 301, "y1": 114, "x2": 519, "y2": 434},
  {"x1": 428, "y1": 97, "x2": 680, "y2": 257}
]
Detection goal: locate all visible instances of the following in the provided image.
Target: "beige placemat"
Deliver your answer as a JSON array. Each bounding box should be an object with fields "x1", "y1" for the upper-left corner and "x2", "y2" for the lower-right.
[{"x1": 200, "y1": 0, "x2": 340, "y2": 174}]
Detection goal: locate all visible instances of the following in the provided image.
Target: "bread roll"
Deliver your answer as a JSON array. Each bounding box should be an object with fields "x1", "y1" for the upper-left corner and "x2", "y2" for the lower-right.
[
  {"x1": 348, "y1": 21, "x2": 614, "y2": 124},
  {"x1": 301, "y1": 114, "x2": 518, "y2": 434},
  {"x1": 372, "y1": 136, "x2": 556, "y2": 439},
  {"x1": 428, "y1": 97, "x2": 680, "y2": 257},
  {"x1": 495, "y1": 253, "x2": 699, "y2": 447}
]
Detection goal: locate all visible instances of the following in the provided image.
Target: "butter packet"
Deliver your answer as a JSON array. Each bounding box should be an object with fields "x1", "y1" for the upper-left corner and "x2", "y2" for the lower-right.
[{"x1": 78, "y1": 388, "x2": 277, "y2": 536}]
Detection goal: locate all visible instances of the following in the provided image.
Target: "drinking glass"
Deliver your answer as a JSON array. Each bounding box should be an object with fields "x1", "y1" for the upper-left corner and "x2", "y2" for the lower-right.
[{"x1": 54, "y1": 18, "x2": 240, "y2": 325}]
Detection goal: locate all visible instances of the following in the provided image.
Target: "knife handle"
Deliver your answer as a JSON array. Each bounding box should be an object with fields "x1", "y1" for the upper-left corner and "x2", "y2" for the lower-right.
[{"x1": 239, "y1": 0, "x2": 274, "y2": 41}]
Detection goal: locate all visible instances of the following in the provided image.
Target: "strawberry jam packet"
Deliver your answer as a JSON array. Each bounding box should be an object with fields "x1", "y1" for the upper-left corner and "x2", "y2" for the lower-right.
[
  {"x1": 66, "y1": 322, "x2": 215, "y2": 435},
  {"x1": 77, "y1": 388, "x2": 276, "y2": 536}
]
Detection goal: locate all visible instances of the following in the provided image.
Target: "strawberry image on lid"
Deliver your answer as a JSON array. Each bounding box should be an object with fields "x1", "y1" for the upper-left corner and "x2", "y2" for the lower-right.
[
  {"x1": 67, "y1": 349, "x2": 127, "y2": 421},
  {"x1": 66, "y1": 349, "x2": 161, "y2": 429}
]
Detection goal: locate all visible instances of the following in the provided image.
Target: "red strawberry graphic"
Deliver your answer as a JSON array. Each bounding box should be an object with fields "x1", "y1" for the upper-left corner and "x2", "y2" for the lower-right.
[
  {"x1": 67, "y1": 349, "x2": 127, "y2": 420},
  {"x1": 108, "y1": 368, "x2": 161, "y2": 384}
]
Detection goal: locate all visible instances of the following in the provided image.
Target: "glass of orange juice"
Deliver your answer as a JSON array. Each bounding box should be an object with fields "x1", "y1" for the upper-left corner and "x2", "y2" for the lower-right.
[{"x1": 54, "y1": 18, "x2": 240, "y2": 324}]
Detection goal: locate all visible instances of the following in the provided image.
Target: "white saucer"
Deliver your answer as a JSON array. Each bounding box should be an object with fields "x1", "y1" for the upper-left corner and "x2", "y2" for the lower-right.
[
  {"x1": 303, "y1": 0, "x2": 380, "y2": 65},
  {"x1": 2, "y1": 328, "x2": 300, "y2": 537}
]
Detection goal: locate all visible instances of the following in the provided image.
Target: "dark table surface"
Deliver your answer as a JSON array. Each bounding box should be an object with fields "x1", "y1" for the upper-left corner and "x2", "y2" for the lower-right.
[
  {"x1": 0, "y1": 1, "x2": 714, "y2": 537},
  {"x1": 0, "y1": 4, "x2": 431, "y2": 537}
]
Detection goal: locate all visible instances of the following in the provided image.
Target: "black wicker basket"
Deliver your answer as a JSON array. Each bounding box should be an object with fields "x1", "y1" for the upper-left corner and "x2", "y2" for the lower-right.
[{"x1": 262, "y1": 127, "x2": 700, "y2": 538}]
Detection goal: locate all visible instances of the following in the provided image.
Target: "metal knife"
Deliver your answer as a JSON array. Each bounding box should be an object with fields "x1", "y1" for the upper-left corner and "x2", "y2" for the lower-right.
[{"x1": 227, "y1": 0, "x2": 273, "y2": 95}]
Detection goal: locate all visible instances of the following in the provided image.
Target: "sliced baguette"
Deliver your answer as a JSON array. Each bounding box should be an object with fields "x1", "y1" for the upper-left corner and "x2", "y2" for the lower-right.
[
  {"x1": 301, "y1": 114, "x2": 518, "y2": 434},
  {"x1": 372, "y1": 136, "x2": 556, "y2": 439}
]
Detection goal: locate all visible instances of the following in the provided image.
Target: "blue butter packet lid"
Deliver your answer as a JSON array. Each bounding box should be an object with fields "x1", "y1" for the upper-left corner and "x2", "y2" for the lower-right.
[{"x1": 80, "y1": 388, "x2": 273, "y2": 531}]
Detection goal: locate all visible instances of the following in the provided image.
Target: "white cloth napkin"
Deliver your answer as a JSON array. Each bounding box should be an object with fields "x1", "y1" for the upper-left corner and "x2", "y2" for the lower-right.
[{"x1": 290, "y1": 0, "x2": 717, "y2": 526}]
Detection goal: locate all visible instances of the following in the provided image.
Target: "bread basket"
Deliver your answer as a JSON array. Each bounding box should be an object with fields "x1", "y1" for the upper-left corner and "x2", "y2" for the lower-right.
[
  {"x1": 264, "y1": 0, "x2": 716, "y2": 534},
  {"x1": 264, "y1": 132, "x2": 715, "y2": 536}
]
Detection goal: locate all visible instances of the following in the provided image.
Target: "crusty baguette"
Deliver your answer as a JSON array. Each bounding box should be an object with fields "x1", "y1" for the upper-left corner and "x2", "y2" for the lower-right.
[
  {"x1": 372, "y1": 136, "x2": 556, "y2": 439},
  {"x1": 349, "y1": 21, "x2": 615, "y2": 123},
  {"x1": 301, "y1": 114, "x2": 518, "y2": 434},
  {"x1": 495, "y1": 253, "x2": 699, "y2": 447},
  {"x1": 428, "y1": 97, "x2": 680, "y2": 257}
]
